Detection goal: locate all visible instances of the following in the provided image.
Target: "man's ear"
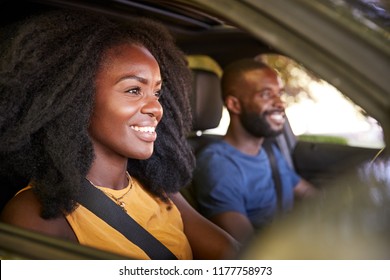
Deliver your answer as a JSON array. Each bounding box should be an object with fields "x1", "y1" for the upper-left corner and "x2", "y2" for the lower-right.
[{"x1": 225, "y1": 95, "x2": 241, "y2": 115}]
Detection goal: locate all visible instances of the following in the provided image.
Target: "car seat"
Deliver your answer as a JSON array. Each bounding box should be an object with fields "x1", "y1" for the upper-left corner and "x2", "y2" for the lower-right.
[
  {"x1": 181, "y1": 68, "x2": 224, "y2": 208},
  {"x1": 187, "y1": 68, "x2": 224, "y2": 155}
]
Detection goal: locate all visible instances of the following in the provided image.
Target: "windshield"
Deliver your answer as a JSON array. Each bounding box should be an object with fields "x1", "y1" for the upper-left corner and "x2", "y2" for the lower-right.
[{"x1": 325, "y1": 0, "x2": 390, "y2": 33}]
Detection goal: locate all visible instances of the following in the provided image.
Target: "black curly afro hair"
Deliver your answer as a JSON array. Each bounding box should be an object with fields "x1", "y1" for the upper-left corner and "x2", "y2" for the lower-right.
[{"x1": 0, "y1": 9, "x2": 195, "y2": 219}]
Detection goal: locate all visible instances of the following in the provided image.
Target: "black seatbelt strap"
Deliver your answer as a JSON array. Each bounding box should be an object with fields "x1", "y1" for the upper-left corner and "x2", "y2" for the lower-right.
[
  {"x1": 78, "y1": 179, "x2": 178, "y2": 260},
  {"x1": 263, "y1": 140, "x2": 283, "y2": 213}
]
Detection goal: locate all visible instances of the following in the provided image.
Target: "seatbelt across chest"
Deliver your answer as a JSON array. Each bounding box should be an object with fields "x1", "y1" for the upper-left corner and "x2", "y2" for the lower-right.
[
  {"x1": 78, "y1": 179, "x2": 178, "y2": 260},
  {"x1": 263, "y1": 140, "x2": 283, "y2": 213}
]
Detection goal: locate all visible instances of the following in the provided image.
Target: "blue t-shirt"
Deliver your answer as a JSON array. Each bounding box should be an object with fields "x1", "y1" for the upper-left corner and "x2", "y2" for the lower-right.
[{"x1": 192, "y1": 140, "x2": 300, "y2": 228}]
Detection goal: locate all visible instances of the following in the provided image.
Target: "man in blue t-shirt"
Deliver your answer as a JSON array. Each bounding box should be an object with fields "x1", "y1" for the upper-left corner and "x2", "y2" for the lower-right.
[{"x1": 192, "y1": 58, "x2": 317, "y2": 243}]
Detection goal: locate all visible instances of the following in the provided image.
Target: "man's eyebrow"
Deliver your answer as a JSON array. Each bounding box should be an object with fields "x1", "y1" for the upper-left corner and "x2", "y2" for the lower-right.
[{"x1": 116, "y1": 75, "x2": 162, "y2": 86}]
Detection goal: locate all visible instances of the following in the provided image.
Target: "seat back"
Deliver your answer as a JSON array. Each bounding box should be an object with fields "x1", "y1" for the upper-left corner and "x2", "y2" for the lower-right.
[
  {"x1": 188, "y1": 68, "x2": 224, "y2": 155},
  {"x1": 181, "y1": 68, "x2": 224, "y2": 208}
]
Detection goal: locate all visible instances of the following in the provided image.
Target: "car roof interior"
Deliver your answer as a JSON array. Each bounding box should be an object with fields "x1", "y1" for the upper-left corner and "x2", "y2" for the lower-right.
[{"x1": 0, "y1": 0, "x2": 275, "y2": 69}]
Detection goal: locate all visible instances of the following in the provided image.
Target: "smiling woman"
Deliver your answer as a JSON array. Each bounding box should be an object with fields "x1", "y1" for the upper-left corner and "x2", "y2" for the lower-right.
[
  {"x1": 90, "y1": 43, "x2": 163, "y2": 161},
  {"x1": 0, "y1": 9, "x2": 238, "y2": 260}
]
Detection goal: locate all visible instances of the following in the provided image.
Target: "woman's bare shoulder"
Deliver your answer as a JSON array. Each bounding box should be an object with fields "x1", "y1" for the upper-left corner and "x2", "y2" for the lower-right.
[
  {"x1": 0, "y1": 189, "x2": 76, "y2": 241},
  {"x1": 1, "y1": 188, "x2": 43, "y2": 226}
]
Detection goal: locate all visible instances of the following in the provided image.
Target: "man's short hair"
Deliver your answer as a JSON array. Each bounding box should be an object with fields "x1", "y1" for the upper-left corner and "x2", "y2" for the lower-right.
[{"x1": 221, "y1": 58, "x2": 270, "y2": 101}]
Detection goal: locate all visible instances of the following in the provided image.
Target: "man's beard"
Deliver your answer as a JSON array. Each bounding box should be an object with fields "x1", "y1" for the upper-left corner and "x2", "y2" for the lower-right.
[{"x1": 239, "y1": 108, "x2": 283, "y2": 138}]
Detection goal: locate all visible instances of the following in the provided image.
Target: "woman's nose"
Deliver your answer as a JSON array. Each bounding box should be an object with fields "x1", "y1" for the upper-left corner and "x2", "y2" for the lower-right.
[{"x1": 141, "y1": 95, "x2": 163, "y2": 120}]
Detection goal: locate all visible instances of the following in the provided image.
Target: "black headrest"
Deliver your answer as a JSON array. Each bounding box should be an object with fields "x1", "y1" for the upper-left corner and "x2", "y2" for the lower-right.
[{"x1": 190, "y1": 69, "x2": 223, "y2": 131}]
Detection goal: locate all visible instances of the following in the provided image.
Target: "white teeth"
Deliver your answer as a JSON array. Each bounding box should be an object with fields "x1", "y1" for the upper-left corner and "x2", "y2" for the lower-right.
[
  {"x1": 130, "y1": 126, "x2": 155, "y2": 133},
  {"x1": 269, "y1": 113, "x2": 284, "y2": 121}
]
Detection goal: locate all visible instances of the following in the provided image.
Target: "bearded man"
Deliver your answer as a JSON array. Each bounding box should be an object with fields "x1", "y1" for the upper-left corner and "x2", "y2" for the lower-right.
[{"x1": 192, "y1": 58, "x2": 317, "y2": 243}]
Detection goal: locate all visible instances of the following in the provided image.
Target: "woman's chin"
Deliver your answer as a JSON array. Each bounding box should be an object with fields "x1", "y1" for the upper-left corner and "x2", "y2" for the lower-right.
[{"x1": 133, "y1": 150, "x2": 154, "y2": 160}]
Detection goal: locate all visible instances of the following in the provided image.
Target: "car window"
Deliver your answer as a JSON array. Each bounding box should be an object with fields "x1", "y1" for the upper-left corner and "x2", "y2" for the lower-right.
[
  {"x1": 327, "y1": 0, "x2": 390, "y2": 32},
  {"x1": 261, "y1": 54, "x2": 385, "y2": 149},
  {"x1": 201, "y1": 53, "x2": 385, "y2": 150}
]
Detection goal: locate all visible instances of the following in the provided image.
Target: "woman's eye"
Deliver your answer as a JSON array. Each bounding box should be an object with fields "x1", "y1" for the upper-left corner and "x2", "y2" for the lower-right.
[
  {"x1": 154, "y1": 90, "x2": 162, "y2": 99},
  {"x1": 126, "y1": 87, "x2": 141, "y2": 95}
]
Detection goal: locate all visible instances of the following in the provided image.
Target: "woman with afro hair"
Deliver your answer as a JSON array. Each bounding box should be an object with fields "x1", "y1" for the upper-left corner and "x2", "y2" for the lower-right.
[{"x1": 0, "y1": 9, "x2": 237, "y2": 259}]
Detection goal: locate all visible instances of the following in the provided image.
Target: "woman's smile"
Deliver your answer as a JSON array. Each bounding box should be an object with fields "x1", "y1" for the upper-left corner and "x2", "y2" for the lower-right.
[
  {"x1": 89, "y1": 43, "x2": 163, "y2": 160},
  {"x1": 130, "y1": 124, "x2": 158, "y2": 142}
]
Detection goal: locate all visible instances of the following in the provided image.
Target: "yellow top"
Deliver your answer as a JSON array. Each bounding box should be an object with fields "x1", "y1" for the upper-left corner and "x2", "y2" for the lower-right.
[
  {"x1": 66, "y1": 178, "x2": 192, "y2": 259},
  {"x1": 18, "y1": 178, "x2": 192, "y2": 260}
]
